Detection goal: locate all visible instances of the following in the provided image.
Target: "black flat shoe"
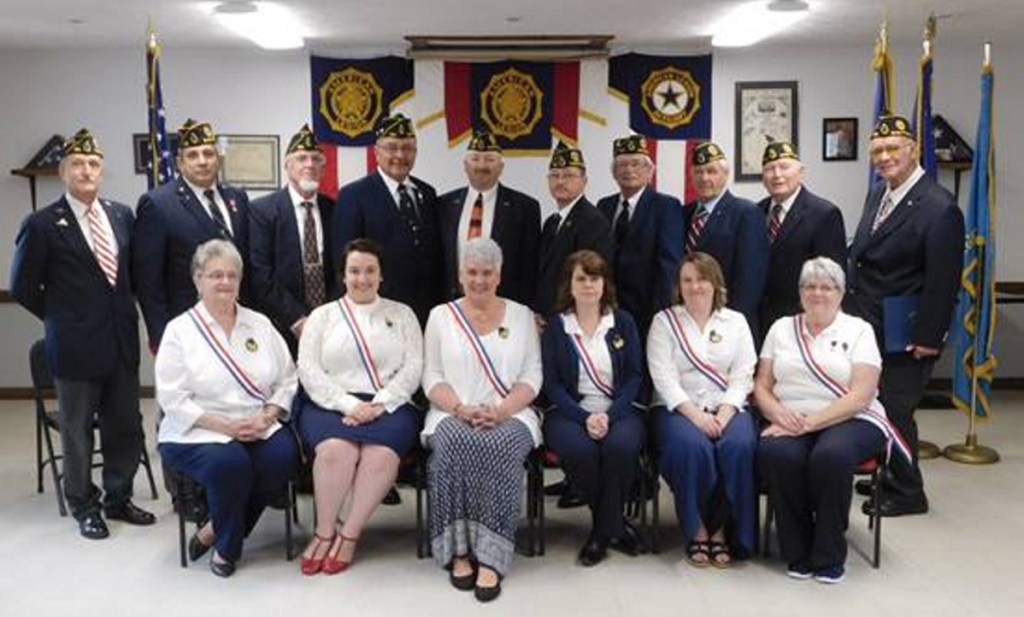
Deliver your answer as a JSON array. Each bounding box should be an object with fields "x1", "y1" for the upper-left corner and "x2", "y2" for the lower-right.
[
  {"x1": 449, "y1": 570, "x2": 476, "y2": 591},
  {"x1": 382, "y1": 487, "x2": 402, "y2": 506},
  {"x1": 863, "y1": 495, "x2": 929, "y2": 517},
  {"x1": 210, "y1": 555, "x2": 236, "y2": 578},
  {"x1": 78, "y1": 513, "x2": 110, "y2": 540},
  {"x1": 189, "y1": 532, "x2": 213, "y2": 562},
  {"x1": 474, "y1": 580, "x2": 502, "y2": 603},
  {"x1": 577, "y1": 535, "x2": 608, "y2": 567},
  {"x1": 105, "y1": 501, "x2": 156, "y2": 526},
  {"x1": 557, "y1": 490, "x2": 586, "y2": 509},
  {"x1": 854, "y1": 478, "x2": 874, "y2": 497}
]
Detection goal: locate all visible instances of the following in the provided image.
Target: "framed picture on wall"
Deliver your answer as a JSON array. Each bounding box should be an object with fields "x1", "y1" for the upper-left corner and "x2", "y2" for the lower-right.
[
  {"x1": 132, "y1": 133, "x2": 181, "y2": 175},
  {"x1": 217, "y1": 134, "x2": 280, "y2": 191},
  {"x1": 734, "y1": 81, "x2": 799, "y2": 181},
  {"x1": 822, "y1": 117, "x2": 858, "y2": 161}
]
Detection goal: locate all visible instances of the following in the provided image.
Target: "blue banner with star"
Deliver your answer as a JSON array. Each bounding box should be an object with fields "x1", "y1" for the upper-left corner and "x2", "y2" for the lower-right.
[{"x1": 608, "y1": 53, "x2": 712, "y2": 140}]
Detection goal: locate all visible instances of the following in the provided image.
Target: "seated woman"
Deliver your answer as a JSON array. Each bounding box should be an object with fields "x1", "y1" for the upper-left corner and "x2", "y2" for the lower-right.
[
  {"x1": 647, "y1": 252, "x2": 758, "y2": 568},
  {"x1": 295, "y1": 239, "x2": 423, "y2": 575},
  {"x1": 422, "y1": 237, "x2": 542, "y2": 603},
  {"x1": 756, "y1": 256, "x2": 905, "y2": 584},
  {"x1": 157, "y1": 239, "x2": 299, "y2": 578},
  {"x1": 541, "y1": 250, "x2": 645, "y2": 567}
]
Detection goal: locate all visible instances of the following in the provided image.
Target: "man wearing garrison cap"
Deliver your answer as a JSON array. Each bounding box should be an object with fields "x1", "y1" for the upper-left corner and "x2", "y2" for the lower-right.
[
  {"x1": 846, "y1": 115, "x2": 964, "y2": 517},
  {"x1": 596, "y1": 135, "x2": 684, "y2": 338},
  {"x1": 535, "y1": 141, "x2": 614, "y2": 318},
  {"x1": 438, "y1": 130, "x2": 541, "y2": 305},
  {"x1": 12, "y1": 129, "x2": 155, "y2": 539},
  {"x1": 332, "y1": 112, "x2": 442, "y2": 326},
  {"x1": 756, "y1": 137, "x2": 847, "y2": 340},
  {"x1": 133, "y1": 118, "x2": 252, "y2": 349},
  {"x1": 249, "y1": 124, "x2": 339, "y2": 355},
  {"x1": 683, "y1": 141, "x2": 769, "y2": 332}
]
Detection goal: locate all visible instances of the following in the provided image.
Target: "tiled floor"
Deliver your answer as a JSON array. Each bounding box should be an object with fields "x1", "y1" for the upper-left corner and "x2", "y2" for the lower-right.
[{"x1": 2, "y1": 395, "x2": 1021, "y2": 616}]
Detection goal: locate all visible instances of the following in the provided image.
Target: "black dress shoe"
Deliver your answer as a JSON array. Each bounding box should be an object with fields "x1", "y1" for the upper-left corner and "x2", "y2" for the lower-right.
[
  {"x1": 189, "y1": 532, "x2": 213, "y2": 562},
  {"x1": 544, "y1": 479, "x2": 569, "y2": 496},
  {"x1": 557, "y1": 490, "x2": 586, "y2": 509},
  {"x1": 609, "y1": 522, "x2": 648, "y2": 556},
  {"x1": 854, "y1": 478, "x2": 875, "y2": 497},
  {"x1": 210, "y1": 555, "x2": 236, "y2": 578},
  {"x1": 474, "y1": 580, "x2": 502, "y2": 603},
  {"x1": 382, "y1": 487, "x2": 402, "y2": 506},
  {"x1": 863, "y1": 494, "x2": 929, "y2": 517},
  {"x1": 577, "y1": 535, "x2": 609, "y2": 567},
  {"x1": 78, "y1": 513, "x2": 110, "y2": 540},
  {"x1": 105, "y1": 501, "x2": 156, "y2": 526}
]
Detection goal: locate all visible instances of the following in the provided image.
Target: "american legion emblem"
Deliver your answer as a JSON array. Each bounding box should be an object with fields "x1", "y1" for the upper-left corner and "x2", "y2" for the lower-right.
[
  {"x1": 480, "y1": 68, "x2": 544, "y2": 140},
  {"x1": 319, "y1": 67, "x2": 385, "y2": 139},
  {"x1": 640, "y1": 67, "x2": 701, "y2": 130}
]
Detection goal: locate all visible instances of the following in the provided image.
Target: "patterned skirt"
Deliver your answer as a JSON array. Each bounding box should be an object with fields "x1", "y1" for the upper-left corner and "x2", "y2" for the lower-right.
[{"x1": 427, "y1": 416, "x2": 533, "y2": 576}]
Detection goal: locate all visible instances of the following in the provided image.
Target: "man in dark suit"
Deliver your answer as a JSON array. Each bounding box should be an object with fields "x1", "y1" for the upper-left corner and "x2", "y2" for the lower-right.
[
  {"x1": 846, "y1": 115, "x2": 964, "y2": 517},
  {"x1": 596, "y1": 135, "x2": 684, "y2": 338},
  {"x1": 249, "y1": 124, "x2": 339, "y2": 355},
  {"x1": 332, "y1": 113, "x2": 442, "y2": 326},
  {"x1": 11, "y1": 129, "x2": 155, "y2": 539},
  {"x1": 535, "y1": 141, "x2": 614, "y2": 318},
  {"x1": 757, "y1": 139, "x2": 847, "y2": 339},
  {"x1": 133, "y1": 119, "x2": 251, "y2": 349},
  {"x1": 438, "y1": 130, "x2": 541, "y2": 306},
  {"x1": 683, "y1": 141, "x2": 769, "y2": 333}
]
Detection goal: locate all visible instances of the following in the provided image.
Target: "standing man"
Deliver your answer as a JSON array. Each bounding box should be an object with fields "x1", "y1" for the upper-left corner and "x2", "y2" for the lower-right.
[
  {"x1": 535, "y1": 141, "x2": 614, "y2": 318},
  {"x1": 683, "y1": 141, "x2": 769, "y2": 332},
  {"x1": 757, "y1": 139, "x2": 847, "y2": 338},
  {"x1": 332, "y1": 113, "x2": 442, "y2": 326},
  {"x1": 846, "y1": 115, "x2": 964, "y2": 517},
  {"x1": 249, "y1": 124, "x2": 338, "y2": 355},
  {"x1": 438, "y1": 130, "x2": 541, "y2": 306},
  {"x1": 11, "y1": 129, "x2": 155, "y2": 538},
  {"x1": 596, "y1": 135, "x2": 684, "y2": 338},
  {"x1": 133, "y1": 119, "x2": 251, "y2": 349}
]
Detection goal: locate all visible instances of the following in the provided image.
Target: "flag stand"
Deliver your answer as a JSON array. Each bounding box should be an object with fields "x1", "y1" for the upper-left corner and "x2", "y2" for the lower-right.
[{"x1": 918, "y1": 441, "x2": 941, "y2": 459}]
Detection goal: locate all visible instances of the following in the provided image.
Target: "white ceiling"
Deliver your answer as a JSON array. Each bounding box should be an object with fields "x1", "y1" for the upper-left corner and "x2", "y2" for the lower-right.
[{"x1": 0, "y1": 0, "x2": 1018, "y2": 51}]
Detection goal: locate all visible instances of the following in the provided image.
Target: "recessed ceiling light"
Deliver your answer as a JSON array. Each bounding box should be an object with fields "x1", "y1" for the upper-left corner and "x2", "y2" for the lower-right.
[
  {"x1": 767, "y1": 0, "x2": 810, "y2": 12},
  {"x1": 712, "y1": 1, "x2": 812, "y2": 47},
  {"x1": 68, "y1": 18, "x2": 86, "y2": 25},
  {"x1": 211, "y1": 1, "x2": 306, "y2": 50},
  {"x1": 505, "y1": 16, "x2": 522, "y2": 23}
]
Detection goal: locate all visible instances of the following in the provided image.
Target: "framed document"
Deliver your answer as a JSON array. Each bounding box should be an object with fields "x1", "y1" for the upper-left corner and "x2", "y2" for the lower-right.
[
  {"x1": 734, "y1": 81, "x2": 799, "y2": 181},
  {"x1": 822, "y1": 117, "x2": 858, "y2": 162},
  {"x1": 217, "y1": 134, "x2": 280, "y2": 190}
]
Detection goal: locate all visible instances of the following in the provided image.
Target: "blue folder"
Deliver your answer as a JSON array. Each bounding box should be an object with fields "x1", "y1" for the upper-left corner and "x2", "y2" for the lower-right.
[{"x1": 882, "y1": 295, "x2": 919, "y2": 353}]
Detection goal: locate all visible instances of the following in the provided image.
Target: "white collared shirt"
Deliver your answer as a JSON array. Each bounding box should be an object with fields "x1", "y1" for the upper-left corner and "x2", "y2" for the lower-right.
[
  {"x1": 554, "y1": 194, "x2": 586, "y2": 231},
  {"x1": 562, "y1": 311, "x2": 616, "y2": 414},
  {"x1": 612, "y1": 185, "x2": 647, "y2": 223},
  {"x1": 183, "y1": 178, "x2": 234, "y2": 235},
  {"x1": 288, "y1": 184, "x2": 323, "y2": 255},
  {"x1": 377, "y1": 168, "x2": 420, "y2": 212},
  {"x1": 769, "y1": 185, "x2": 802, "y2": 225},
  {"x1": 65, "y1": 192, "x2": 118, "y2": 258},
  {"x1": 881, "y1": 165, "x2": 926, "y2": 215},
  {"x1": 457, "y1": 184, "x2": 498, "y2": 259},
  {"x1": 700, "y1": 189, "x2": 727, "y2": 217}
]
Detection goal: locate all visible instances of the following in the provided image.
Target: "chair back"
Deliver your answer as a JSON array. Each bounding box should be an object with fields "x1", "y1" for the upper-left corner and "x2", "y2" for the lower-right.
[{"x1": 29, "y1": 339, "x2": 54, "y2": 419}]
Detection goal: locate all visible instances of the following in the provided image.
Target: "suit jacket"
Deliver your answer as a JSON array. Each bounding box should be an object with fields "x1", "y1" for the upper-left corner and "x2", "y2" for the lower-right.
[
  {"x1": 757, "y1": 186, "x2": 848, "y2": 337},
  {"x1": 438, "y1": 183, "x2": 541, "y2": 306},
  {"x1": 597, "y1": 187, "x2": 684, "y2": 337},
  {"x1": 541, "y1": 309, "x2": 643, "y2": 425},
  {"x1": 683, "y1": 190, "x2": 769, "y2": 332},
  {"x1": 249, "y1": 188, "x2": 339, "y2": 352},
  {"x1": 332, "y1": 172, "x2": 442, "y2": 326},
  {"x1": 844, "y1": 175, "x2": 965, "y2": 352},
  {"x1": 535, "y1": 197, "x2": 614, "y2": 317},
  {"x1": 11, "y1": 196, "x2": 140, "y2": 379},
  {"x1": 133, "y1": 177, "x2": 251, "y2": 348}
]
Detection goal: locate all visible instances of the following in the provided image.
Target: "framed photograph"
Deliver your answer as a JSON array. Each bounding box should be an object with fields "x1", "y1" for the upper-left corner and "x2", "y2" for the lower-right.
[
  {"x1": 734, "y1": 81, "x2": 799, "y2": 181},
  {"x1": 132, "y1": 133, "x2": 181, "y2": 175},
  {"x1": 217, "y1": 134, "x2": 280, "y2": 191},
  {"x1": 822, "y1": 117, "x2": 858, "y2": 162}
]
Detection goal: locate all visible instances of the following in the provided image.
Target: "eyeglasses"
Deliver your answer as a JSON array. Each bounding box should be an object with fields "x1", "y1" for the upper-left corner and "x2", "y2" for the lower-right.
[
  {"x1": 800, "y1": 283, "x2": 839, "y2": 293},
  {"x1": 869, "y1": 143, "x2": 911, "y2": 158},
  {"x1": 548, "y1": 171, "x2": 584, "y2": 182},
  {"x1": 377, "y1": 144, "x2": 417, "y2": 156},
  {"x1": 614, "y1": 159, "x2": 650, "y2": 171},
  {"x1": 203, "y1": 270, "x2": 239, "y2": 281}
]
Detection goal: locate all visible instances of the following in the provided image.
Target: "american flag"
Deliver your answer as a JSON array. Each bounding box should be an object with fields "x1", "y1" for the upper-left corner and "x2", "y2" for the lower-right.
[{"x1": 146, "y1": 29, "x2": 174, "y2": 189}]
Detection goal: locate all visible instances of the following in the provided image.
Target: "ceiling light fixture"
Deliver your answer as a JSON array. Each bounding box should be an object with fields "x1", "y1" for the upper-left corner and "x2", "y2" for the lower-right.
[
  {"x1": 212, "y1": 1, "x2": 306, "y2": 50},
  {"x1": 711, "y1": 1, "x2": 811, "y2": 48}
]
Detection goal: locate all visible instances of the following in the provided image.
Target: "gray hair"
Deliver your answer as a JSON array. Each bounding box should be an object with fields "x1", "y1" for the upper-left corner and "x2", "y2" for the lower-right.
[
  {"x1": 191, "y1": 239, "x2": 243, "y2": 279},
  {"x1": 608, "y1": 153, "x2": 654, "y2": 175},
  {"x1": 799, "y1": 256, "x2": 846, "y2": 292},
  {"x1": 460, "y1": 237, "x2": 503, "y2": 271}
]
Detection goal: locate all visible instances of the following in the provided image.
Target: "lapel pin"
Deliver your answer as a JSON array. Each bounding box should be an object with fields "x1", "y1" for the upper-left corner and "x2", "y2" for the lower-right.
[
  {"x1": 709, "y1": 330, "x2": 722, "y2": 343},
  {"x1": 611, "y1": 334, "x2": 625, "y2": 349},
  {"x1": 245, "y1": 337, "x2": 259, "y2": 352},
  {"x1": 498, "y1": 326, "x2": 510, "y2": 339},
  {"x1": 56, "y1": 218, "x2": 69, "y2": 227}
]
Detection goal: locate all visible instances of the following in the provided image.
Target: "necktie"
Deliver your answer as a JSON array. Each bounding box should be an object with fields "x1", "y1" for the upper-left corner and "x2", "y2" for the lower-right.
[
  {"x1": 768, "y1": 203, "x2": 783, "y2": 242},
  {"x1": 301, "y1": 202, "x2": 326, "y2": 308},
  {"x1": 686, "y1": 204, "x2": 708, "y2": 252},
  {"x1": 467, "y1": 192, "x2": 484, "y2": 239},
  {"x1": 204, "y1": 188, "x2": 231, "y2": 237},
  {"x1": 614, "y1": 199, "x2": 630, "y2": 247},
  {"x1": 871, "y1": 193, "x2": 895, "y2": 233},
  {"x1": 85, "y1": 205, "x2": 118, "y2": 287},
  {"x1": 396, "y1": 183, "x2": 423, "y2": 247}
]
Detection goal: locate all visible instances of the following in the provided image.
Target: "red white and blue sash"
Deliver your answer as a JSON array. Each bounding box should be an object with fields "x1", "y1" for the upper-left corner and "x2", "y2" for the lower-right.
[
  {"x1": 660, "y1": 308, "x2": 728, "y2": 392},
  {"x1": 338, "y1": 297, "x2": 384, "y2": 392},
  {"x1": 446, "y1": 301, "x2": 510, "y2": 398},
  {"x1": 568, "y1": 331, "x2": 615, "y2": 399},
  {"x1": 187, "y1": 307, "x2": 266, "y2": 403},
  {"x1": 792, "y1": 315, "x2": 913, "y2": 464}
]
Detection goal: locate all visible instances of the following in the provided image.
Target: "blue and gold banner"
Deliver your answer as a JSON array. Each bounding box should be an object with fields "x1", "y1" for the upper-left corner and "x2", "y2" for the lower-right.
[
  {"x1": 310, "y1": 55, "x2": 414, "y2": 147},
  {"x1": 608, "y1": 53, "x2": 712, "y2": 140}
]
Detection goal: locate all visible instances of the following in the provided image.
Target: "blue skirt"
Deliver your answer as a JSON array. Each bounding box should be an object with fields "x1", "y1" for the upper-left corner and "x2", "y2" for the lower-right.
[{"x1": 296, "y1": 392, "x2": 422, "y2": 458}]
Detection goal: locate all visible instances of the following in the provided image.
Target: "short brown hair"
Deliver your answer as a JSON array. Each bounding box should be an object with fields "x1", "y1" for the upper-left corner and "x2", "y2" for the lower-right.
[
  {"x1": 337, "y1": 238, "x2": 383, "y2": 286},
  {"x1": 676, "y1": 252, "x2": 727, "y2": 311},
  {"x1": 554, "y1": 250, "x2": 617, "y2": 314}
]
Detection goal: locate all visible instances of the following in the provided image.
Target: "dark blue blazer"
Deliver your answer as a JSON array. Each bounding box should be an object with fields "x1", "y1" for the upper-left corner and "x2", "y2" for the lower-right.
[
  {"x1": 683, "y1": 190, "x2": 769, "y2": 332},
  {"x1": 333, "y1": 171, "x2": 442, "y2": 326},
  {"x1": 11, "y1": 197, "x2": 140, "y2": 379},
  {"x1": 756, "y1": 186, "x2": 848, "y2": 338},
  {"x1": 249, "y1": 188, "x2": 339, "y2": 350},
  {"x1": 541, "y1": 309, "x2": 643, "y2": 425},
  {"x1": 597, "y1": 187, "x2": 684, "y2": 337},
  {"x1": 844, "y1": 175, "x2": 964, "y2": 352},
  {"x1": 438, "y1": 183, "x2": 541, "y2": 306},
  {"x1": 535, "y1": 197, "x2": 614, "y2": 316},
  {"x1": 132, "y1": 177, "x2": 251, "y2": 348}
]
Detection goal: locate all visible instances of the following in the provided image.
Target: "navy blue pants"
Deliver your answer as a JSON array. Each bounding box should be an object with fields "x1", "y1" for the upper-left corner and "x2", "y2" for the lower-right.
[
  {"x1": 160, "y1": 428, "x2": 299, "y2": 562},
  {"x1": 758, "y1": 419, "x2": 885, "y2": 569},
  {"x1": 543, "y1": 411, "x2": 645, "y2": 540}
]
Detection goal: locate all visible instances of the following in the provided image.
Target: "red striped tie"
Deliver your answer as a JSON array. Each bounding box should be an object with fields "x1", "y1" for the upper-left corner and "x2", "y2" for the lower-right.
[
  {"x1": 686, "y1": 204, "x2": 707, "y2": 252},
  {"x1": 86, "y1": 205, "x2": 118, "y2": 287},
  {"x1": 768, "y1": 203, "x2": 783, "y2": 242},
  {"x1": 467, "y1": 192, "x2": 483, "y2": 239}
]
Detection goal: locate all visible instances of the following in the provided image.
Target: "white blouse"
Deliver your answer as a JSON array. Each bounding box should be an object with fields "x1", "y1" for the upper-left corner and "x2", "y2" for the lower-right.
[
  {"x1": 297, "y1": 296, "x2": 423, "y2": 414},
  {"x1": 760, "y1": 312, "x2": 885, "y2": 418},
  {"x1": 156, "y1": 303, "x2": 297, "y2": 444},
  {"x1": 647, "y1": 305, "x2": 756, "y2": 413},
  {"x1": 562, "y1": 311, "x2": 615, "y2": 414},
  {"x1": 422, "y1": 300, "x2": 543, "y2": 446}
]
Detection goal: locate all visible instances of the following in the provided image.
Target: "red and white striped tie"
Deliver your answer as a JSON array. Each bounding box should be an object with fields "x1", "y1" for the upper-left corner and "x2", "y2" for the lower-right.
[
  {"x1": 686, "y1": 204, "x2": 708, "y2": 253},
  {"x1": 768, "y1": 203, "x2": 783, "y2": 242},
  {"x1": 86, "y1": 205, "x2": 118, "y2": 287}
]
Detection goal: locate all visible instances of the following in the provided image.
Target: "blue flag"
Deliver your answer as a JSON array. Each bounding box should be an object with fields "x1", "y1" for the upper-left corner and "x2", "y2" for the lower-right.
[
  {"x1": 608, "y1": 53, "x2": 712, "y2": 140},
  {"x1": 146, "y1": 30, "x2": 174, "y2": 189},
  {"x1": 951, "y1": 56, "x2": 997, "y2": 418},
  {"x1": 310, "y1": 55, "x2": 413, "y2": 147},
  {"x1": 913, "y1": 17, "x2": 938, "y2": 178}
]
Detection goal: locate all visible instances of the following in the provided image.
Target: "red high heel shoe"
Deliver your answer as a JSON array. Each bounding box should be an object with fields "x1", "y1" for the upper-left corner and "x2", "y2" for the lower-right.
[
  {"x1": 322, "y1": 533, "x2": 358, "y2": 575},
  {"x1": 300, "y1": 533, "x2": 335, "y2": 576}
]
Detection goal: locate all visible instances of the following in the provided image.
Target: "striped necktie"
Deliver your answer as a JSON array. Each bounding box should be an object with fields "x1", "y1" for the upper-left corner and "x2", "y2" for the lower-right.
[
  {"x1": 686, "y1": 204, "x2": 708, "y2": 252},
  {"x1": 301, "y1": 202, "x2": 326, "y2": 308},
  {"x1": 467, "y1": 192, "x2": 484, "y2": 239},
  {"x1": 871, "y1": 193, "x2": 895, "y2": 233},
  {"x1": 85, "y1": 205, "x2": 118, "y2": 287},
  {"x1": 768, "y1": 203, "x2": 783, "y2": 242}
]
